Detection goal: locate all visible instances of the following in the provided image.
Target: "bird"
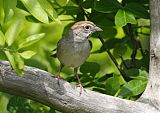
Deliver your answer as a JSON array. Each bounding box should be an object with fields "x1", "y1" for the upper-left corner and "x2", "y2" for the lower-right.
[{"x1": 56, "y1": 21, "x2": 102, "y2": 94}]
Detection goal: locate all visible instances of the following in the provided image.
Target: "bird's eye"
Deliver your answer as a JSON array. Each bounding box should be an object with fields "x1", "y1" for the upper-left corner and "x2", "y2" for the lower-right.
[{"x1": 84, "y1": 25, "x2": 91, "y2": 30}]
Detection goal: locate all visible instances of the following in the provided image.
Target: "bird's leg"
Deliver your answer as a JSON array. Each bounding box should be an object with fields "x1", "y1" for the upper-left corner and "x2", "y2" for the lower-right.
[
  {"x1": 56, "y1": 63, "x2": 64, "y2": 85},
  {"x1": 74, "y1": 67, "x2": 85, "y2": 95}
]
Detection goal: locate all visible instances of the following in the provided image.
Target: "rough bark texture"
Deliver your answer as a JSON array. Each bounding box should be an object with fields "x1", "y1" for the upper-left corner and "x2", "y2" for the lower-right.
[
  {"x1": 138, "y1": 0, "x2": 160, "y2": 111},
  {"x1": 0, "y1": 61, "x2": 159, "y2": 113}
]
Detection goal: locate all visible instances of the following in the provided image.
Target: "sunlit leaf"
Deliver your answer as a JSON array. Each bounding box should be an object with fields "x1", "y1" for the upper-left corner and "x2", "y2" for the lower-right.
[
  {"x1": 5, "y1": 19, "x2": 23, "y2": 46},
  {"x1": 38, "y1": 0, "x2": 58, "y2": 20},
  {"x1": 14, "y1": 53, "x2": 25, "y2": 70},
  {"x1": 0, "y1": 30, "x2": 5, "y2": 46},
  {"x1": 0, "y1": 95, "x2": 9, "y2": 113},
  {"x1": 4, "y1": 51, "x2": 25, "y2": 75},
  {"x1": 19, "y1": 33, "x2": 45, "y2": 49},
  {"x1": 19, "y1": 51, "x2": 36, "y2": 59},
  {"x1": 20, "y1": 0, "x2": 48, "y2": 23},
  {"x1": 115, "y1": 9, "x2": 136, "y2": 27}
]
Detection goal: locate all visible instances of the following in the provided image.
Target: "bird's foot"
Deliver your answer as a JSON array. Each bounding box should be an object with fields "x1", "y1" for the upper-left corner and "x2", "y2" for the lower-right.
[
  {"x1": 77, "y1": 83, "x2": 86, "y2": 95},
  {"x1": 55, "y1": 74, "x2": 63, "y2": 86}
]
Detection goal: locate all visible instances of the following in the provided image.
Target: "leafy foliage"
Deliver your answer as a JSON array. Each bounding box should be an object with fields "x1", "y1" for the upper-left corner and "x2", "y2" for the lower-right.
[{"x1": 0, "y1": 0, "x2": 150, "y2": 112}]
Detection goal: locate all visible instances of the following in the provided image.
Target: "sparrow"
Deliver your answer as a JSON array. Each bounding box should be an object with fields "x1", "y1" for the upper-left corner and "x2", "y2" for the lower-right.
[{"x1": 56, "y1": 21, "x2": 102, "y2": 93}]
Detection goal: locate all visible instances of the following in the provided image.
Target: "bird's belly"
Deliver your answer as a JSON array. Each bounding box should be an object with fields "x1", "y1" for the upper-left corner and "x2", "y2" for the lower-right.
[{"x1": 57, "y1": 41, "x2": 90, "y2": 67}]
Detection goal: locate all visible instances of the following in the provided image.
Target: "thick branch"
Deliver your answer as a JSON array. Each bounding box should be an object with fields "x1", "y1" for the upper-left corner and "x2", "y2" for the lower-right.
[
  {"x1": 138, "y1": 0, "x2": 160, "y2": 110},
  {"x1": 0, "y1": 60, "x2": 159, "y2": 113}
]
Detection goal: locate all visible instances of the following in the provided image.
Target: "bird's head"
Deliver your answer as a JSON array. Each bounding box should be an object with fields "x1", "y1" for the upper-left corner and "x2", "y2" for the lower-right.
[{"x1": 70, "y1": 21, "x2": 102, "y2": 42}]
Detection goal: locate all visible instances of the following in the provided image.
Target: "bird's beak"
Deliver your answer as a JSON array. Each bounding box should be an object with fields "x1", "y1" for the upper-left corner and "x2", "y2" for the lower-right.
[{"x1": 93, "y1": 26, "x2": 103, "y2": 32}]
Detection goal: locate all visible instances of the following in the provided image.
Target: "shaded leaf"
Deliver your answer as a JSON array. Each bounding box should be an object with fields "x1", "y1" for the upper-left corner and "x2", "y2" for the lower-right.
[
  {"x1": 94, "y1": 0, "x2": 120, "y2": 13},
  {"x1": 63, "y1": 6, "x2": 79, "y2": 15},
  {"x1": 3, "y1": 0, "x2": 17, "y2": 22},
  {"x1": 125, "y1": 3, "x2": 149, "y2": 19},
  {"x1": 80, "y1": 62, "x2": 100, "y2": 74},
  {"x1": 19, "y1": 33, "x2": 45, "y2": 49},
  {"x1": 125, "y1": 68, "x2": 139, "y2": 78},
  {"x1": 19, "y1": 51, "x2": 36, "y2": 59},
  {"x1": 138, "y1": 34, "x2": 149, "y2": 51},
  {"x1": 25, "y1": 15, "x2": 42, "y2": 23},
  {"x1": 113, "y1": 45, "x2": 127, "y2": 57},
  {"x1": 81, "y1": 0, "x2": 94, "y2": 9},
  {"x1": 105, "y1": 75, "x2": 125, "y2": 95},
  {"x1": 20, "y1": 0, "x2": 48, "y2": 23},
  {"x1": 118, "y1": 79, "x2": 147, "y2": 97},
  {"x1": 0, "y1": 0, "x2": 5, "y2": 25}
]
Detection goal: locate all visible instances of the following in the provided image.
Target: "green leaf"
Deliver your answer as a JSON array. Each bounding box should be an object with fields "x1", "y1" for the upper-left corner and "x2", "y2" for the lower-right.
[
  {"x1": 19, "y1": 51, "x2": 36, "y2": 59},
  {"x1": 125, "y1": 68, "x2": 139, "y2": 78},
  {"x1": 0, "y1": 95, "x2": 9, "y2": 113},
  {"x1": 118, "y1": 79, "x2": 147, "y2": 97},
  {"x1": 105, "y1": 75, "x2": 125, "y2": 95},
  {"x1": 115, "y1": 9, "x2": 136, "y2": 27},
  {"x1": 14, "y1": 53, "x2": 25, "y2": 70},
  {"x1": 5, "y1": 19, "x2": 23, "y2": 46},
  {"x1": 62, "y1": 6, "x2": 79, "y2": 15},
  {"x1": 81, "y1": 0, "x2": 94, "y2": 9},
  {"x1": 80, "y1": 62, "x2": 100, "y2": 74},
  {"x1": 3, "y1": 0, "x2": 17, "y2": 22},
  {"x1": 19, "y1": 33, "x2": 45, "y2": 49},
  {"x1": 0, "y1": 31, "x2": 5, "y2": 46},
  {"x1": 137, "y1": 70, "x2": 148, "y2": 80},
  {"x1": 125, "y1": 3, "x2": 149, "y2": 19},
  {"x1": 113, "y1": 45, "x2": 127, "y2": 57},
  {"x1": 94, "y1": 0, "x2": 120, "y2": 13},
  {"x1": 20, "y1": 0, "x2": 48, "y2": 23},
  {"x1": 4, "y1": 51, "x2": 25, "y2": 75},
  {"x1": 38, "y1": 0, "x2": 58, "y2": 20},
  {"x1": 0, "y1": 0, "x2": 5, "y2": 25},
  {"x1": 25, "y1": 15, "x2": 42, "y2": 23}
]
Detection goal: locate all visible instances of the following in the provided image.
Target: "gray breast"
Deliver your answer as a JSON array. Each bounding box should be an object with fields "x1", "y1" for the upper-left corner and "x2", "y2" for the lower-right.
[{"x1": 57, "y1": 38, "x2": 90, "y2": 68}]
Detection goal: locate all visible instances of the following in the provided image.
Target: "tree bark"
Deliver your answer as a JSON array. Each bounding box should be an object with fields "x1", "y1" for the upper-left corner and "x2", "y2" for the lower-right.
[
  {"x1": 138, "y1": 0, "x2": 160, "y2": 111},
  {"x1": 0, "y1": 61, "x2": 159, "y2": 113}
]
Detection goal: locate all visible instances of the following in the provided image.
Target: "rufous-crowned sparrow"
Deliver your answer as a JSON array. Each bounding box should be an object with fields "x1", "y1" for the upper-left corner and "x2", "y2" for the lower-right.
[{"x1": 56, "y1": 21, "x2": 102, "y2": 93}]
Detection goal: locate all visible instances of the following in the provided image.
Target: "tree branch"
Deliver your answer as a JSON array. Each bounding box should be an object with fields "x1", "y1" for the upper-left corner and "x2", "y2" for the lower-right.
[
  {"x1": 138, "y1": 0, "x2": 160, "y2": 110},
  {"x1": 0, "y1": 60, "x2": 159, "y2": 113}
]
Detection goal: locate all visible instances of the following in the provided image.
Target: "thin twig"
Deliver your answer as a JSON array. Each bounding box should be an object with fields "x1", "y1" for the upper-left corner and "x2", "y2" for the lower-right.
[
  {"x1": 98, "y1": 35, "x2": 127, "y2": 80},
  {"x1": 119, "y1": 55, "x2": 129, "y2": 69},
  {"x1": 127, "y1": 24, "x2": 138, "y2": 67}
]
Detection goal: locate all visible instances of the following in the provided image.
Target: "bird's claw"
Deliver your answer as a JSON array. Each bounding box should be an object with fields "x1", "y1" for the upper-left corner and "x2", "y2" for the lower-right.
[
  {"x1": 77, "y1": 84, "x2": 86, "y2": 95},
  {"x1": 55, "y1": 75, "x2": 62, "y2": 86}
]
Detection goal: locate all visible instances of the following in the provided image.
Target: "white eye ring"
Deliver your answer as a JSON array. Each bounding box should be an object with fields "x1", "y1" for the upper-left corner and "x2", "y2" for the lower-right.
[{"x1": 84, "y1": 25, "x2": 91, "y2": 30}]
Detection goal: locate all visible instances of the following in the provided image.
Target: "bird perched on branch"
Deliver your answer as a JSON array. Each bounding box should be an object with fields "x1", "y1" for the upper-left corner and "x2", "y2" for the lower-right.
[{"x1": 56, "y1": 21, "x2": 102, "y2": 94}]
